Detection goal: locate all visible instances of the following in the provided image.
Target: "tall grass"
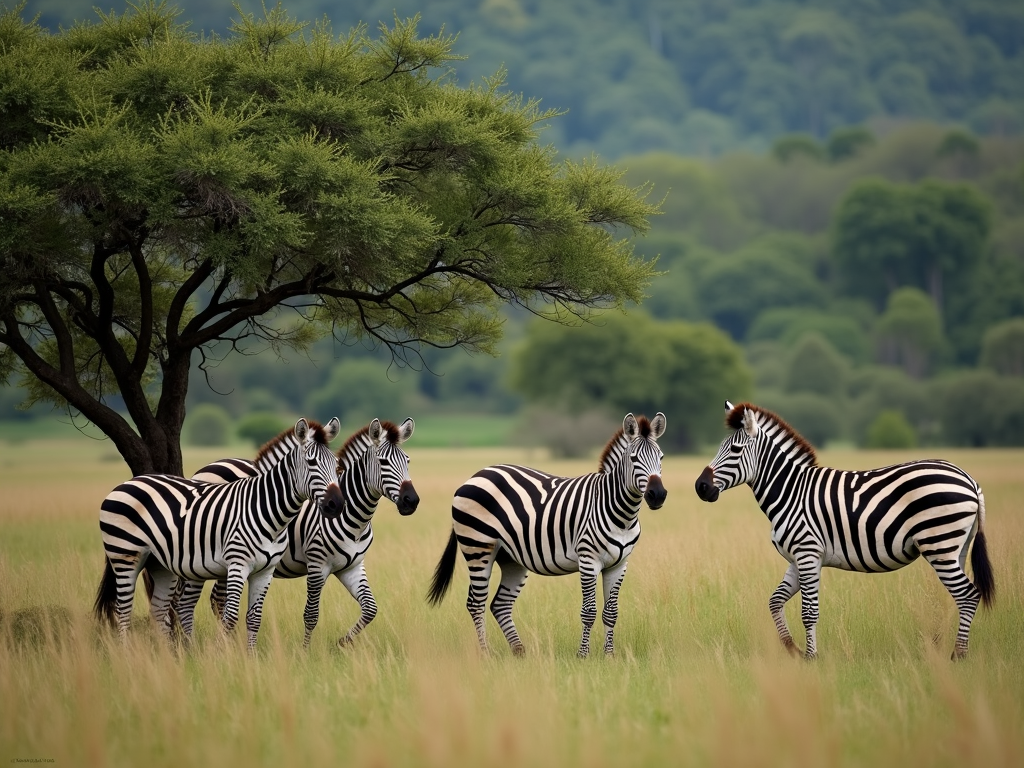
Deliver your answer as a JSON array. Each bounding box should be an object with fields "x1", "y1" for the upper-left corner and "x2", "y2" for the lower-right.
[{"x1": 1, "y1": 440, "x2": 1021, "y2": 767}]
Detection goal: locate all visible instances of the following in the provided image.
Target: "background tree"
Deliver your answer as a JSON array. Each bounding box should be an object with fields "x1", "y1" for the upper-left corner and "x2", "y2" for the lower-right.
[{"x1": 0, "y1": 4, "x2": 658, "y2": 475}]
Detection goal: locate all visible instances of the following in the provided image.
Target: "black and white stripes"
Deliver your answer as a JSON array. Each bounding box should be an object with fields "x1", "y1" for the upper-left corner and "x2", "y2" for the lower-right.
[
  {"x1": 427, "y1": 413, "x2": 667, "y2": 657},
  {"x1": 695, "y1": 401, "x2": 995, "y2": 659},
  {"x1": 94, "y1": 418, "x2": 342, "y2": 649}
]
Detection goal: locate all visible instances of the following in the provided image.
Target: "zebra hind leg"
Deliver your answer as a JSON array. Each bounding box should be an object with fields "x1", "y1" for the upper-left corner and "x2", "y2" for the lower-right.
[
  {"x1": 796, "y1": 555, "x2": 823, "y2": 660},
  {"x1": 210, "y1": 580, "x2": 227, "y2": 622},
  {"x1": 175, "y1": 580, "x2": 205, "y2": 641},
  {"x1": 336, "y1": 564, "x2": 378, "y2": 648},
  {"x1": 922, "y1": 537, "x2": 982, "y2": 661},
  {"x1": 490, "y1": 550, "x2": 528, "y2": 656},
  {"x1": 145, "y1": 564, "x2": 178, "y2": 641},
  {"x1": 769, "y1": 563, "x2": 801, "y2": 656},
  {"x1": 462, "y1": 540, "x2": 498, "y2": 652}
]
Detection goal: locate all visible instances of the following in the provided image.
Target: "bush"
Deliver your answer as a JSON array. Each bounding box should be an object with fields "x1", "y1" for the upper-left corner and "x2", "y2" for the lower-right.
[
  {"x1": 865, "y1": 410, "x2": 917, "y2": 449},
  {"x1": 512, "y1": 407, "x2": 620, "y2": 459},
  {"x1": 938, "y1": 370, "x2": 1024, "y2": 446},
  {"x1": 237, "y1": 412, "x2": 290, "y2": 447},
  {"x1": 846, "y1": 366, "x2": 937, "y2": 446},
  {"x1": 784, "y1": 333, "x2": 848, "y2": 397},
  {"x1": 979, "y1": 317, "x2": 1024, "y2": 377},
  {"x1": 184, "y1": 403, "x2": 232, "y2": 447}
]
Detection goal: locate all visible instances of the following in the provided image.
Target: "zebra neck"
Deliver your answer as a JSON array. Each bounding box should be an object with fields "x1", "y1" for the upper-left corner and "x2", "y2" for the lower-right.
[
  {"x1": 337, "y1": 460, "x2": 381, "y2": 533},
  {"x1": 602, "y1": 465, "x2": 644, "y2": 529},
  {"x1": 749, "y1": 438, "x2": 815, "y2": 519},
  {"x1": 260, "y1": 454, "x2": 308, "y2": 530}
]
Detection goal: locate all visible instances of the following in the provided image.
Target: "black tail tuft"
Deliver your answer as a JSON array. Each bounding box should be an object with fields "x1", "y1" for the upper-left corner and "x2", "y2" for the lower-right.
[
  {"x1": 93, "y1": 557, "x2": 118, "y2": 627},
  {"x1": 971, "y1": 530, "x2": 995, "y2": 607},
  {"x1": 427, "y1": 529, "x2": 458, "y2": 606}
]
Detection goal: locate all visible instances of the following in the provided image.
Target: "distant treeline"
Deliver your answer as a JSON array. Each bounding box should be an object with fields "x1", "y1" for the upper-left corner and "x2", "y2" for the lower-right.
[{"x1": 25, "y1": 0, "x2": 1024, "y2": 158}]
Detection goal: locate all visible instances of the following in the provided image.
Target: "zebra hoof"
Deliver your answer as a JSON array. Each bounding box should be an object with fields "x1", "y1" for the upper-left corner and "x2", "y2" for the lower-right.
[
  {"x1": 951, "y1": 647, "x2": 969, "y2": 662},
  {"x1": 337, "y1": 636, "x2": 353, "y2": 649},
  {"x1": 803, "y1": 651, "x2": 817, "y2": 662},
  {"x1": 510, "y1": 644, "x2": 526, "y2": 657},
  {"x1": 577, "y1": 648, "x2": 590, "y2": 659}
]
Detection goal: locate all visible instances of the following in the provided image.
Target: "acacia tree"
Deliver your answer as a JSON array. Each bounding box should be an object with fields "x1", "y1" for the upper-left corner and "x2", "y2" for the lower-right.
[{"x1": 0, "y1": 3, "x2": 658, "y2": 475}]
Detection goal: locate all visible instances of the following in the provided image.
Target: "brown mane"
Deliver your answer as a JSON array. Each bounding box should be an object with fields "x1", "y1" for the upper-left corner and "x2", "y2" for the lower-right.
[
  {"x1": 727, "y1": 402, "x2": 818, "y2": 466},
  {"x1": 597, "y1": 415, "x2": 652, "y2": 473},
  {"x1": 255, "y1": 419, "x2": 328, "y2": 465},
  {"x1": 336, "y1": 420, "x2": 400, "y2": 464}
]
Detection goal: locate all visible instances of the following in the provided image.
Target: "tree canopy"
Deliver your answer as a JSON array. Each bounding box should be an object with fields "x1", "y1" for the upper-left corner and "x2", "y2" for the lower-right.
[{"x1": 0, "y1": 3, "x2": 658, "y2": 474}]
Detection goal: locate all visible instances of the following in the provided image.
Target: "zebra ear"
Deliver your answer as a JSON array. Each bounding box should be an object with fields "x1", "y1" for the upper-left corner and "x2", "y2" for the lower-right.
[
  {"x1": 294, "y1": 418, "x2": 310, "y2": 444},
  {"x1": 623, "y1": 413, "x2": 639, "y2": 440},
  {"x1": 650, "y1": 412, "x2": 667, "y2": 440},
  {"x1": 742, "y1": 408, "x2": 758, "y2": 438},
  {"x1": 368, "y1": 418, "x2": 383, "y2": 446},
  {"x1": 725, "y1": 400, "x2": 734, "y2": 413},
  {"x1": 324, "y1": 417, "x2": 341, "y2": 443},
  {"x1": 397, "y1": 417, "x2": 414, "y2": 443}
]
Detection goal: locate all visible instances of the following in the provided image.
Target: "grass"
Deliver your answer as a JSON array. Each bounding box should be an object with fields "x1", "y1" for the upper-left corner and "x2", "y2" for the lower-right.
[{"x1": 0, "y1": 439, "x2": 1022, "y2": 767}]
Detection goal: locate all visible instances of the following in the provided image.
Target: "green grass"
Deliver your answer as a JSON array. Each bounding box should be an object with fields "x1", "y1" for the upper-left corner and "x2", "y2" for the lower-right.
[{"x1": 1, "y1": 441, "x2": 1022, "y2": 767}]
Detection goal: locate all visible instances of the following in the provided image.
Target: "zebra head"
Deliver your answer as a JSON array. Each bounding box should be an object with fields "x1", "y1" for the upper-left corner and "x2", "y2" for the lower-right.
[
  {"x1": 368, "y1": 417, "x2": 419, "y2": 516},
  {"x1": 622, "y1": 412, "x2": 668, "y2": 509},
  {"x1": 293, "y1": 417, "x2": 346, "y2": 516},
  {"x1": 695, "y1": 400, "x2": 759, "y2": 502}
]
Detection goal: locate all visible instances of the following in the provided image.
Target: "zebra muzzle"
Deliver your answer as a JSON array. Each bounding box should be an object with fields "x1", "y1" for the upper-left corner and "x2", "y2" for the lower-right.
[
  {"x1": 319, "y1": 484, "x2": 347, "y2": 518},
  {"x1": 645, "y1": 475, "x2": 667, "y2": 510},
  {"x1": 695, "y1": 466, "x2": 719, "y2": 502},
  {"x1": 396, "y1": 481, "x2": 419, "y2": 516}
]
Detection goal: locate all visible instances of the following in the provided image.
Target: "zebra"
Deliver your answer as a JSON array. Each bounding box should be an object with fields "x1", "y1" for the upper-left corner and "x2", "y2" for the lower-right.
[
  {"x1": 175, "y1": 418, "x2": 419, "y2": 648},
  {"x1": 694, "y1": 401, "x2": 995, "y2": 660},
  {"x1": 427, "y1": 412, "x2": 667, "y2": 658},
  {"x1": 94, "y1": 417, "x2": 343, "y2": 649}
]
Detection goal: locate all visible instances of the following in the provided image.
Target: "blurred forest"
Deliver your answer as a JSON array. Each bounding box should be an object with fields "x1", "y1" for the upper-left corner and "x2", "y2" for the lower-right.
[{"x1": 3, "y1": 0, "x2": 1024, "y2": 451}]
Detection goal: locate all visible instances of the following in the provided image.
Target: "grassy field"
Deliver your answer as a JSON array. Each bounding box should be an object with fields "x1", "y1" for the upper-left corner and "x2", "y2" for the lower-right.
[{"x1": 0, "y1": 438, "x2": 1021, "y2": 768}]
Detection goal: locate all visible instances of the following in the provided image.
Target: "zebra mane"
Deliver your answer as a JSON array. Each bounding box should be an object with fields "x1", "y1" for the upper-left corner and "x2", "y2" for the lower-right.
[
  {"x1": 255, "y1": 420, "x2": 329, "y2": 466},
  {"x1": 727, "y1": 403, "x2": 818, "y2": 466},
  {"x1": 597, "y1": 415, "x2": 652, "y2": 474},
  {"x1": 336, "y1": 420, "x2": 401, "y2": 468}
]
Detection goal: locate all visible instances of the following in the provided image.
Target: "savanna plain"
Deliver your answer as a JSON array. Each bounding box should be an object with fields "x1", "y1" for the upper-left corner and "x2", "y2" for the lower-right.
[{"x1": 0, "y1": 438, "x2": 1021, "y2": 768}]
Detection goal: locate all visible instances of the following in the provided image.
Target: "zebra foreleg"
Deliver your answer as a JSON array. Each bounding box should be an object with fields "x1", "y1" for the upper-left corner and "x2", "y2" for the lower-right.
[
  {"x1": 490, "y1": 551, "x2": 528, "y2": 656},
  {"x1": 796, "y1": 555, "x2": 823, "y2": 660},
  {"x1": 600, "y1": 560, "x2": 628, "y2": 656},
  {"x1": 301, "y1": 564, "x2": 330, "y2": 648},
  {"x1": 336, "y1": 564, "x2": 378, "y2": 648},
  {"x1": 577, "y1": 557, "x2": 601, "y2": 659},
  {"x1": 244, "y1": 568, "x2": 275, "y2": 651},
  {"x1": 220, "y1": 565, "x2": 249, "y2": 636},
  {"x1": 769, "y1": 563, "x2": 801, "y2": 656}
]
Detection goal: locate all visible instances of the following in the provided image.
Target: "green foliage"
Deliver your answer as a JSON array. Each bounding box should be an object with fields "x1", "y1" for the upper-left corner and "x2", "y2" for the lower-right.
[
  {"x1": 937, "y1": 130, "x2": 980, "y2": 159},
  {"x1": 747, "y1": 308, "x2": 871, "y2": 364},
  {"x1": 0, "y1": 3, "x2": 658, "y2": 474},
  {"x1": 784, "y1": 333, "x2": 848, "y2": 398},
  {"x1": 865, "y1": 410, "x2": 917, "y2": 449},
  {"x1": 305, "y1": 359, "x2": 417, "y2": 425},
  {"x1": 512, "y1": 407, "x2": 620, "y2": 459},
  {"x1": 511, "y1": 311, "x2": 751, "y2": 451},
  {"x1": 979, "y1": 318, "x2": 1024, "y2": 377},
  {"x1": 874, "y1": 288, "x2": 946, "y2": 379},
  {"x1": 184, "y1": 402, "x2": 231, "y2": 446},
  {"x1": 236, "y1": 411, "x2": 290, "y2": 447},
  {"x1": 826, "y1": 126, "x2": 874, "y2": 162},
  {"x1": 773, "y1": 134, "x2": 824, "y2": 163},
  {"x1": 832, "y1": 178, "x2": 992, "y2": 313},
  {"x1": 846, "y1": 366, "x2": 936, "y2": 447},
  {"x1": 938, "y1": 369, "x2": 1024, "y2": 447},
  {"x1": 757, "y1": 391, "x2": 842, "y2": 448}
]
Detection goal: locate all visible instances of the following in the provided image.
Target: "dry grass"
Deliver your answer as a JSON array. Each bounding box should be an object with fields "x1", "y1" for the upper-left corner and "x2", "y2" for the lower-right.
[{"x1": 0, "y1": 440, "x2": 1022, "y2": 767}]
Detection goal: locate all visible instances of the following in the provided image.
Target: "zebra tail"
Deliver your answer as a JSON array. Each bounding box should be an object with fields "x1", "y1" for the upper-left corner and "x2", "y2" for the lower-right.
[
  {"x1": 93, "y1": 557, "x2": 118, "y2": 627},
  {"x1": 971, "y1": 530, "x2": 995, "y2": 608},
  {"x1": 426, "y1": 528, "x2": 458, "y2": 606}
]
